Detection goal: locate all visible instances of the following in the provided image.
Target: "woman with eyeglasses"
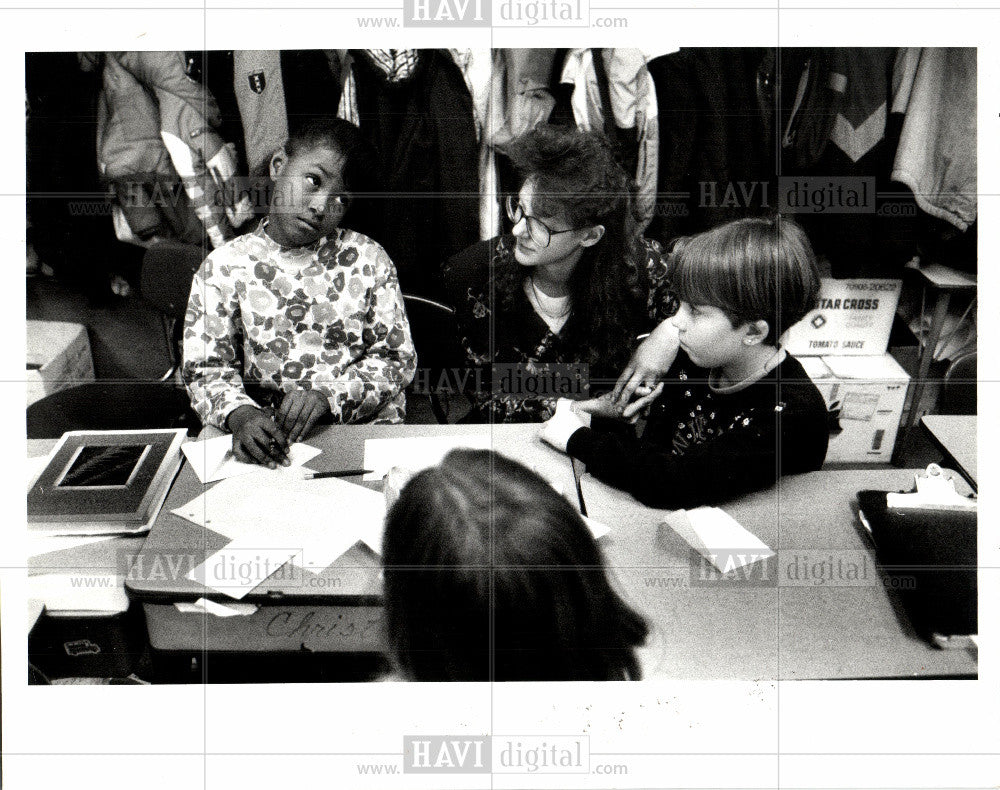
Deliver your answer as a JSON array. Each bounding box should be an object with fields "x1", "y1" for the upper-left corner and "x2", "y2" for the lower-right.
[
  {"x1": 442, "y1": 125, "x2": 677, "y2": 423},
  {"x1": 182, "y1": 118, "x2": 416, "y2": 466}
]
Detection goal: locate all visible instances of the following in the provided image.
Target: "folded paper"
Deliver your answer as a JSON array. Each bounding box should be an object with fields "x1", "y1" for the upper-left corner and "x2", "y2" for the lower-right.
[
  {"x1": 663, "y1": 507, "x2": 773, "y2": 573},
  {"x1": 181, "y1": 434, "x2": 322, "y2": 484}
]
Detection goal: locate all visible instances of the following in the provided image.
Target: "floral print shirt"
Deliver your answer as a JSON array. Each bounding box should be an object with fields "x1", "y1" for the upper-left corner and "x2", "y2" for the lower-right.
[
  {"x1": 182, "y1": 222, "x2": 416, "y2": 429},
  {"x1": 442, "y1": 234, "x2": 673, "y2": 423}
]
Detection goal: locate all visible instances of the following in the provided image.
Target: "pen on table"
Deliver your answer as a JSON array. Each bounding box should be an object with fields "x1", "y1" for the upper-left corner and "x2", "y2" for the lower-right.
[{"x1": 303, "y1": 469, "x2": 374, "y2": 480}]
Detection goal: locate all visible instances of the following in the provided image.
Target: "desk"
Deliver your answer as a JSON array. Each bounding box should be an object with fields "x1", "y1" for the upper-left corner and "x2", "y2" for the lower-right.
[
  {"x1": 126, "y1": 423, "x2": 577, "y2": 657},
  {"x1": 580, "y1": 469, "x2": 977, "y2": 680},
  {"x1": 921, "y1": 415, "x2": 977, "y2": 489}
]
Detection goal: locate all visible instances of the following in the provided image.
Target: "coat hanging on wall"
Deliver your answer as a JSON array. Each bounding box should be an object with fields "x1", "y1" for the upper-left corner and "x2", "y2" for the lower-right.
[{"x1": 338, "y1": 49, "x2": 480, "y2": 299}]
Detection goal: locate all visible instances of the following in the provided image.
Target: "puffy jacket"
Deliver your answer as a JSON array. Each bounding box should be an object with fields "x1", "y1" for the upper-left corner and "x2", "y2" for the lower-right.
[{"x1": 88, "y1": 51, "x2": 249, "y2": 247}]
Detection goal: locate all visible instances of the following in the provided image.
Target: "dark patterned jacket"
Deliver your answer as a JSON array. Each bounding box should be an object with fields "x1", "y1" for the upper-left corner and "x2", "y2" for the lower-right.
[{"x1": 567, "y1": 350, "x2": 829, "y2": 507}]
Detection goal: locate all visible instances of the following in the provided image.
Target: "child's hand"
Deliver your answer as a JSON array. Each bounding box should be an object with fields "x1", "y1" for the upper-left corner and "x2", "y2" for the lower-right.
[
  {"x1": 570, "y1": 393, "x2": 622, "y2": 420},
  {"x1": 226, "y1": 405, "x2": 290, "y2": 469},
  {"x1": 276, "y1": 389, "x2": 331, "y2": 443},
  {"x1": 540, "y1": 399, "x2": 589, "y2": 454},
  {"x1": 383, "y1": 466, "x2": 416, "y2": 511},
  {"x1": 621, "y1": 382, "x2": 664, "y2": 424}
]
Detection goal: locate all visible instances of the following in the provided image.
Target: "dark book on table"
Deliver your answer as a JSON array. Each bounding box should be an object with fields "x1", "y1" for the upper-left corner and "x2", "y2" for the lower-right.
[
  {"x1": 858, "y1": 489, "x2": 977, "y2": 639},
  {"x1": 28, "y1": 429, "x2": 187, "y2": 534}
]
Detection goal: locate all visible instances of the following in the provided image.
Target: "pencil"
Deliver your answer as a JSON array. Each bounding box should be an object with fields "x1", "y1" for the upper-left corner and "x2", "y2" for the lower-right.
[{"x1": 303, "y1": 469, "x2": 373, "y2": 479}]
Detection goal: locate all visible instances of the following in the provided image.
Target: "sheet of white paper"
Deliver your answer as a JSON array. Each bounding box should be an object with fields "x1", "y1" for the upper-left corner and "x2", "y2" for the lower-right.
[
  {"x1": 187, "y1": 541, "x2": 302, "y2": 600},
  {"x1": 363, "y1": 434, "x2": 492, "y2": 480},
  {"x1": 663, "y1": 509, "x2": 704, "y2": 554},
  {"x1": 582, "y1": 515, "x2": 611, "y2": 540},
  {"x1": 27, "y1": 533, "x2": 112, "y2": 560},
  {"x1": 27, "y1": 573, "x2": 129, "y2": 613},
  {"x1": 28, "y1": 598, "x2": 45, "y2": 629},
  {"x1": 344, "y1": 488, "x2": 388, "y2": 557},
  {"x1": 174, "y1": 471, "x2": 386, "y2": 577},
  {"x1": 664, "y1": 507, "x2": 773, "y2": 573},
  {"x1": 174, "y1": 598, "x2": 259, "y2": 617},
  {"x1": 823, "y1": 355, "x2": 908, "y2": 380},
  {"x1": 181, "y1": 435, "x2": 322, "y2": 484},
  {"x1": 554, "y1": 396, "x2": 591, "y2": 426}
]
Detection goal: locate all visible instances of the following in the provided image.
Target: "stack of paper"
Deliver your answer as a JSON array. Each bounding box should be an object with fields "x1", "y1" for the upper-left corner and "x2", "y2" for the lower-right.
[{"x1": 173, "y1": 470, "x2": 386, "y2": 599}]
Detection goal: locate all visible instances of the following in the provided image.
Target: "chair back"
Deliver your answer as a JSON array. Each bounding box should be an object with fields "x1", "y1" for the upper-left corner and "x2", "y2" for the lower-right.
[
  {"x1": 26, "y1": 382, "x2": 196, "y2": 439},
  {"x1": 402, "y1": 294, "x2": 462, "y2": 423},
  {"x1": 402, "y1": 294, "x2": 461, "y2": 373},
  {"x1": 938, "y1": 351, "x2": 977, "y2": 415},
  {"x1": 140, "y1": 241, "x2": 207, "y2": 320}
]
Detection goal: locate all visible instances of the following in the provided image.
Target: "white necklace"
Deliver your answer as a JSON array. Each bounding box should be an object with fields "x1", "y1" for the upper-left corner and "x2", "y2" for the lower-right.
[
  {"x1": 528, "y1": 275, "x2": 571, "y2": 318},
  {"x1": 709, "y1": 348, "x2": 787, "y2": 394}
]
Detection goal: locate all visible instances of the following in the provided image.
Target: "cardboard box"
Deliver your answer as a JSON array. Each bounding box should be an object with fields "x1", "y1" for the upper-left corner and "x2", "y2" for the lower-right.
[
  {"x1": 799, "y1": 354, "x2": 909, "y2": 463},
  {"x1": 26, "y1": 321, "x2": 95, "y2": 406},
  {"x1": 782, "y1": 279, "x2": 902, "y2": 356}
]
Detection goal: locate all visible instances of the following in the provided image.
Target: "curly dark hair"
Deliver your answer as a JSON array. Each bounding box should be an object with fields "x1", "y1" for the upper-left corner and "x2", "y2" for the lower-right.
[{"x1": 497, "y1": 125, "x2": 651, "y2": 370}]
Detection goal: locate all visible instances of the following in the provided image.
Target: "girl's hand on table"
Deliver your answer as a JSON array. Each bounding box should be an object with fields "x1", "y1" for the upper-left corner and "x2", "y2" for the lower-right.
[
  {"x1": 227, "y1": 405, "x2": 290, "y2": 469},
  {"x1": 276, "y1": 389, "x2": 331, "y2": 443}
]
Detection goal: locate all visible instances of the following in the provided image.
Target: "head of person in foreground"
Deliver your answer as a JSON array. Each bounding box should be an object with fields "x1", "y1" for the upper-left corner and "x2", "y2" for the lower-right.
[{"x1": 381, "y1": 449, "x2": 649, "y2": 682}]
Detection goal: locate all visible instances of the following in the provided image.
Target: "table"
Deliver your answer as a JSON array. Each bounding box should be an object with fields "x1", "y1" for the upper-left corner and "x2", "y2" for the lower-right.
[
  {"x1": 580, "y1": 469, "x2": 977, "y2": 680},
  {"x1": 125, "y1": 423, "x2": 578, "y2": 659},
  {"x1": 921, "y1": 415, "x2": 977, "y2": 489}
]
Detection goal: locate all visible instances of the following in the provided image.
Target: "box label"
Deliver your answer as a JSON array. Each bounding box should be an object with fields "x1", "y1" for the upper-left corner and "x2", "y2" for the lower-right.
[{"x1": 783, "y1": 279, "x2": 902, "y2": 357}]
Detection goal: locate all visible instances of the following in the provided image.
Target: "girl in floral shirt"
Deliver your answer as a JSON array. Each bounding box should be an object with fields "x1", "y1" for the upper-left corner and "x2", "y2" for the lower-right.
[{"x1": 183, "y1": 119, "x2": 416, "y2": 467}]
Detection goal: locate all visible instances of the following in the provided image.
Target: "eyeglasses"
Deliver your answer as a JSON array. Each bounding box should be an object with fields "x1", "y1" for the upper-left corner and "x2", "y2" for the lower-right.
[{"x1": 505, "y1": 196, "x2": 584, "y2": 248}]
